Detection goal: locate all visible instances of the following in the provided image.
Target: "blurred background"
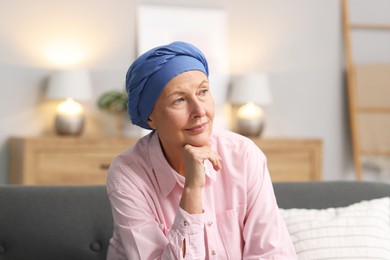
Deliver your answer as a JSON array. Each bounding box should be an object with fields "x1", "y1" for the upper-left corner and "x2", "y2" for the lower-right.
[{"x1": 1, "y1": 0, "x2": 390, "y2": 184}]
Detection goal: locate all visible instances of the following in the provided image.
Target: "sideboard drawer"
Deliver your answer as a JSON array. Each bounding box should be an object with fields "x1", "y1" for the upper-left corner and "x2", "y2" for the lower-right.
[
  {"x1": 266, "y1": 151, "x2": 313, "y2": 181},
  {"x1": 36, "y1": 152, "x2": 117, "y2": 185},
  {"x1": 8, "y1": 136, "x2": 137, "y2": 185},
  {"x1": 251, "y1": 138, "x2": 322, "y2": 181}
]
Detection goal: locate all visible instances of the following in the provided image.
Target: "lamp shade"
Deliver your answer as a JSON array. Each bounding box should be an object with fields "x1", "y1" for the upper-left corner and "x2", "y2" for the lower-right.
[
  {"x1": 46, "y1": 70, "x2": 92, "y2": 101},
  {"x1": 229, "y1": 74, "x2": 272, "y2": 106}
]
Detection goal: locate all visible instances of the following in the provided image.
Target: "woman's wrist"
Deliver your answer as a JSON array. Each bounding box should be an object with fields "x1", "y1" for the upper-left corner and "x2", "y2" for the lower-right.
[{"x1": 180, "y1": 186, "x2": 203, "y2": 214}]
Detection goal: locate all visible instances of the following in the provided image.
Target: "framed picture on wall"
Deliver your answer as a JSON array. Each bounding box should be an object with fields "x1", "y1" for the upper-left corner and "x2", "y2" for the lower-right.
[
  {"x1": 136, "y1": 4, "x2": 231, "y2": 129},
  {"x1": 137, "y1": 4, "x2": 229, "y2": 75}
]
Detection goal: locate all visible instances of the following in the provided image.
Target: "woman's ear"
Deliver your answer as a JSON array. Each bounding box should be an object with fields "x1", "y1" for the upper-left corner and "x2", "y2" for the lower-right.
[{"x1": 147, "y1": 116, "x2": 156, "y2": 130}]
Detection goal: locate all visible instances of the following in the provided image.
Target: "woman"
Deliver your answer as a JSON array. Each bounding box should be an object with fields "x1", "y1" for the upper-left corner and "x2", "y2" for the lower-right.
[{"x1": 106, "y1": 41, "x2": 296, "y2": 259}]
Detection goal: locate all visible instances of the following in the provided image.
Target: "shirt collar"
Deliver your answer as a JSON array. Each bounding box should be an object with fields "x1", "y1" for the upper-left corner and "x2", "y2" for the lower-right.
[{"x1": 148, "y1": 131, "x2": 217, "y2": 197}]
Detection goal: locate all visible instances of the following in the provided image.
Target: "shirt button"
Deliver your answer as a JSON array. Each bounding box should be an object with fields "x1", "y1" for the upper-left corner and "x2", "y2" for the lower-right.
[
  {"x1": 207, "y1": 221, "x2": 213, "y2": 227},
  {"x1": 211, "y1": 250, "x2": 217, "y2": 256},
  {"x1": 184, "y1": 220, "x2": 188, "y2": 226}
]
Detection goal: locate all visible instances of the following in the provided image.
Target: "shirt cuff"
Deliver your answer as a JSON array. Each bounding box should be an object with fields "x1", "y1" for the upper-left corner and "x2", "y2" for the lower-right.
[
  {"x1": 172, "y1": 207, "x2": 205, "y2": 235},
  {"x1": 170, "y1": 207, "x2": 206, "y2": 259}
]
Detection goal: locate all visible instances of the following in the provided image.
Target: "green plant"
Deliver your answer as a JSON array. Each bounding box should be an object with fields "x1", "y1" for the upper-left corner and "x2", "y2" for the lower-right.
[{"x1": 97, "y1": 90, "x2": 127, "y2": 113}]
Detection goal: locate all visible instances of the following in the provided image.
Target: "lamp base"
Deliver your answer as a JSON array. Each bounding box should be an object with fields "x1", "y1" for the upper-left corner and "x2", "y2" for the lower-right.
[
  {"x1": 55, "y1": 115, "x2": 85, "y2": 135},
  {"x1": 236, "y1": 118, "x2": 265, "y2": 137}
]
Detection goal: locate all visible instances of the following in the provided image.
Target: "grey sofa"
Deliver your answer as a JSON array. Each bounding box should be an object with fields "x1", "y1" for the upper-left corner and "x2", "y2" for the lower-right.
[{"x1": 0, "y1": 181, "x2": 389, "y2": 260}]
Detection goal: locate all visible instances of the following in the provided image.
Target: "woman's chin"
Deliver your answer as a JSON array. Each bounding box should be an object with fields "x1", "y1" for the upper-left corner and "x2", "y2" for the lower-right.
[{"x1": 186, "y1": 134, "x2": 211, "y2": 147}]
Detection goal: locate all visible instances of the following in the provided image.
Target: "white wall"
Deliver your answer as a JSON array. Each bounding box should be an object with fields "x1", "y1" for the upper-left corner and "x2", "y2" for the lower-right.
[
  {"x1": 0, "y1": 0, "x2": 357, "y2": 183},
  {"x1": 227, "y1": 0, "x2": 352, "y2": 181}
]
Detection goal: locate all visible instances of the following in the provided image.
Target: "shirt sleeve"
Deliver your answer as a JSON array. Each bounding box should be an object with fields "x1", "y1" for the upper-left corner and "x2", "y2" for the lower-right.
[
  {"x1": 170, "y1": 207, "x2": 206, "y2": 259},
  {"x1": 242, "y1": 142, "x2": 297, "y2": 259},
  {"x1": 107, "y1": 169, "x2": 206, "y2": 260}
]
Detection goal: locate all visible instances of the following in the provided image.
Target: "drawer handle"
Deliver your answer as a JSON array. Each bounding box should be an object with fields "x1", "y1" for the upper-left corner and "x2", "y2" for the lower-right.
[{"x1": 100, "y1": 164, "x2": 110, "y2": 170}]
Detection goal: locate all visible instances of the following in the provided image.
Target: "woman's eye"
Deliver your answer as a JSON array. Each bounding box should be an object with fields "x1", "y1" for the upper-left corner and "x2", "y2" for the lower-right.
[
  {"x1": 174, "y1": 98, "x2": 184, "y2": 104},
  {"x1": 199, "y1": 89, "x2": 208, "y2": 96}
]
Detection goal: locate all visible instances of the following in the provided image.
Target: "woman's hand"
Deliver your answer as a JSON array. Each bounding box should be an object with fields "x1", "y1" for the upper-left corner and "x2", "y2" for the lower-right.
[
  {"x1": 183, "y1": 143, "x2": 221, "y2": 189},
  {"x1": 180, "y1": 143, "x2": 221, "y2": 214}
]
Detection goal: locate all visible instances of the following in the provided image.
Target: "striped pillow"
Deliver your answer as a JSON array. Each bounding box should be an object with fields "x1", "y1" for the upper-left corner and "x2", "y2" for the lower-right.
[{"x1": 279, "y1": 197, "x2": 390, "y2": 259}]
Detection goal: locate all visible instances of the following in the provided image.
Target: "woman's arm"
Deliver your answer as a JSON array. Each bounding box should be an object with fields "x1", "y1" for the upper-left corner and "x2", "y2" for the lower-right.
[
  {"x1": 178, "y1": 143, "x2": 221, "y2": 258},
  {"x1": 108, "y1": 186, "x2": 205, "y2": 260},
  {"x1": 179, "y1": 143, "x2": 221, "y2": 214}
]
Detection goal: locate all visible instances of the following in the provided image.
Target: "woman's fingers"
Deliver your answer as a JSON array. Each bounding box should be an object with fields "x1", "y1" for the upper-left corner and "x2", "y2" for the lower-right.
[
  {"x1": 183, "y1": 144, "x2": 222, "y2": 170},
  {"x1": 209, "y1": 153, "x2": 222, "y2": 171}
]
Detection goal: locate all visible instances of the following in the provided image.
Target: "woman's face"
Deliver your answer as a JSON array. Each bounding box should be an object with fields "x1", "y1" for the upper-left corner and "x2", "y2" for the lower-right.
[{"x1": 148, "y1": 70, "x2": 215, "y2": 149}]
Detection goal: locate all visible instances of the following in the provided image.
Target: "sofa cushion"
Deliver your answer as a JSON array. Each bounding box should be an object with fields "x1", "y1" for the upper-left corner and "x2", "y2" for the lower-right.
[
  {"x1": 273, "y1": 181, "x2": 390, "y2": 209},
  {"x1": 0, "y1": 185, "x2": 113, "y2": 260},
  {"x1": 280, "y1": 197, "x2": 390, "y2": 259}
]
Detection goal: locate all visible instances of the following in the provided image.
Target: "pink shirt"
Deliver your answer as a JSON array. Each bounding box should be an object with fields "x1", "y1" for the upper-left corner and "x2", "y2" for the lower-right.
[{"x1": 106, "y1": 130, "x2": 296, "y2": 259}]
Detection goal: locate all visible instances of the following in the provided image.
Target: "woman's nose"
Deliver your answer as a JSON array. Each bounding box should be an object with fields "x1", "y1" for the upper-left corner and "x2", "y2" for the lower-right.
[{"x1": 191, "y1": 99, "x2": 206, "y2": 118}]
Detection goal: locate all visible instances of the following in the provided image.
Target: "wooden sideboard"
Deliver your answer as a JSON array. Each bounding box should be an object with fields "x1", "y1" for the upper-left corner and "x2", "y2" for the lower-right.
[
  {"x1": 252, "y1": 139, "x2": 322, "y2": 182},
  {"x1": 8, "y1": 136, "x2": 322, "y2": 185}
]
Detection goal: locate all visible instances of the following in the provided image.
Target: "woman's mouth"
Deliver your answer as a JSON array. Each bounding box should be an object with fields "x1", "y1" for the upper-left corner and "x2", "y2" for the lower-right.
[{"x1": 186, "y1": 122, "x2": 207, "y2": 133}]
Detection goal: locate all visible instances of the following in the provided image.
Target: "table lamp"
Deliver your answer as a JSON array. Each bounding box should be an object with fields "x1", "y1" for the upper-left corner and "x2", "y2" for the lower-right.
[
  {"x1": 229, "y1": 74, "x2": 272, "y2": 136},
  {"x1": 46, "y1": 70, "x2": 92, "y2": 135}
]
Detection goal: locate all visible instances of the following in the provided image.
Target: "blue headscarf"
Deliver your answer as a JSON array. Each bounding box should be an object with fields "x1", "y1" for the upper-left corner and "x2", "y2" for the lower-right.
[{"x1": 126, "y1": 41, "x2": 209, "y2": 129}]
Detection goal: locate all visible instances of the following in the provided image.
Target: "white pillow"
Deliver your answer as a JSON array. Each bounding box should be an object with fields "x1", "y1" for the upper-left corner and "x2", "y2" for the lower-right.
[{"x1": 279, "y1": 197, "x2": 390, "y2": 259}]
